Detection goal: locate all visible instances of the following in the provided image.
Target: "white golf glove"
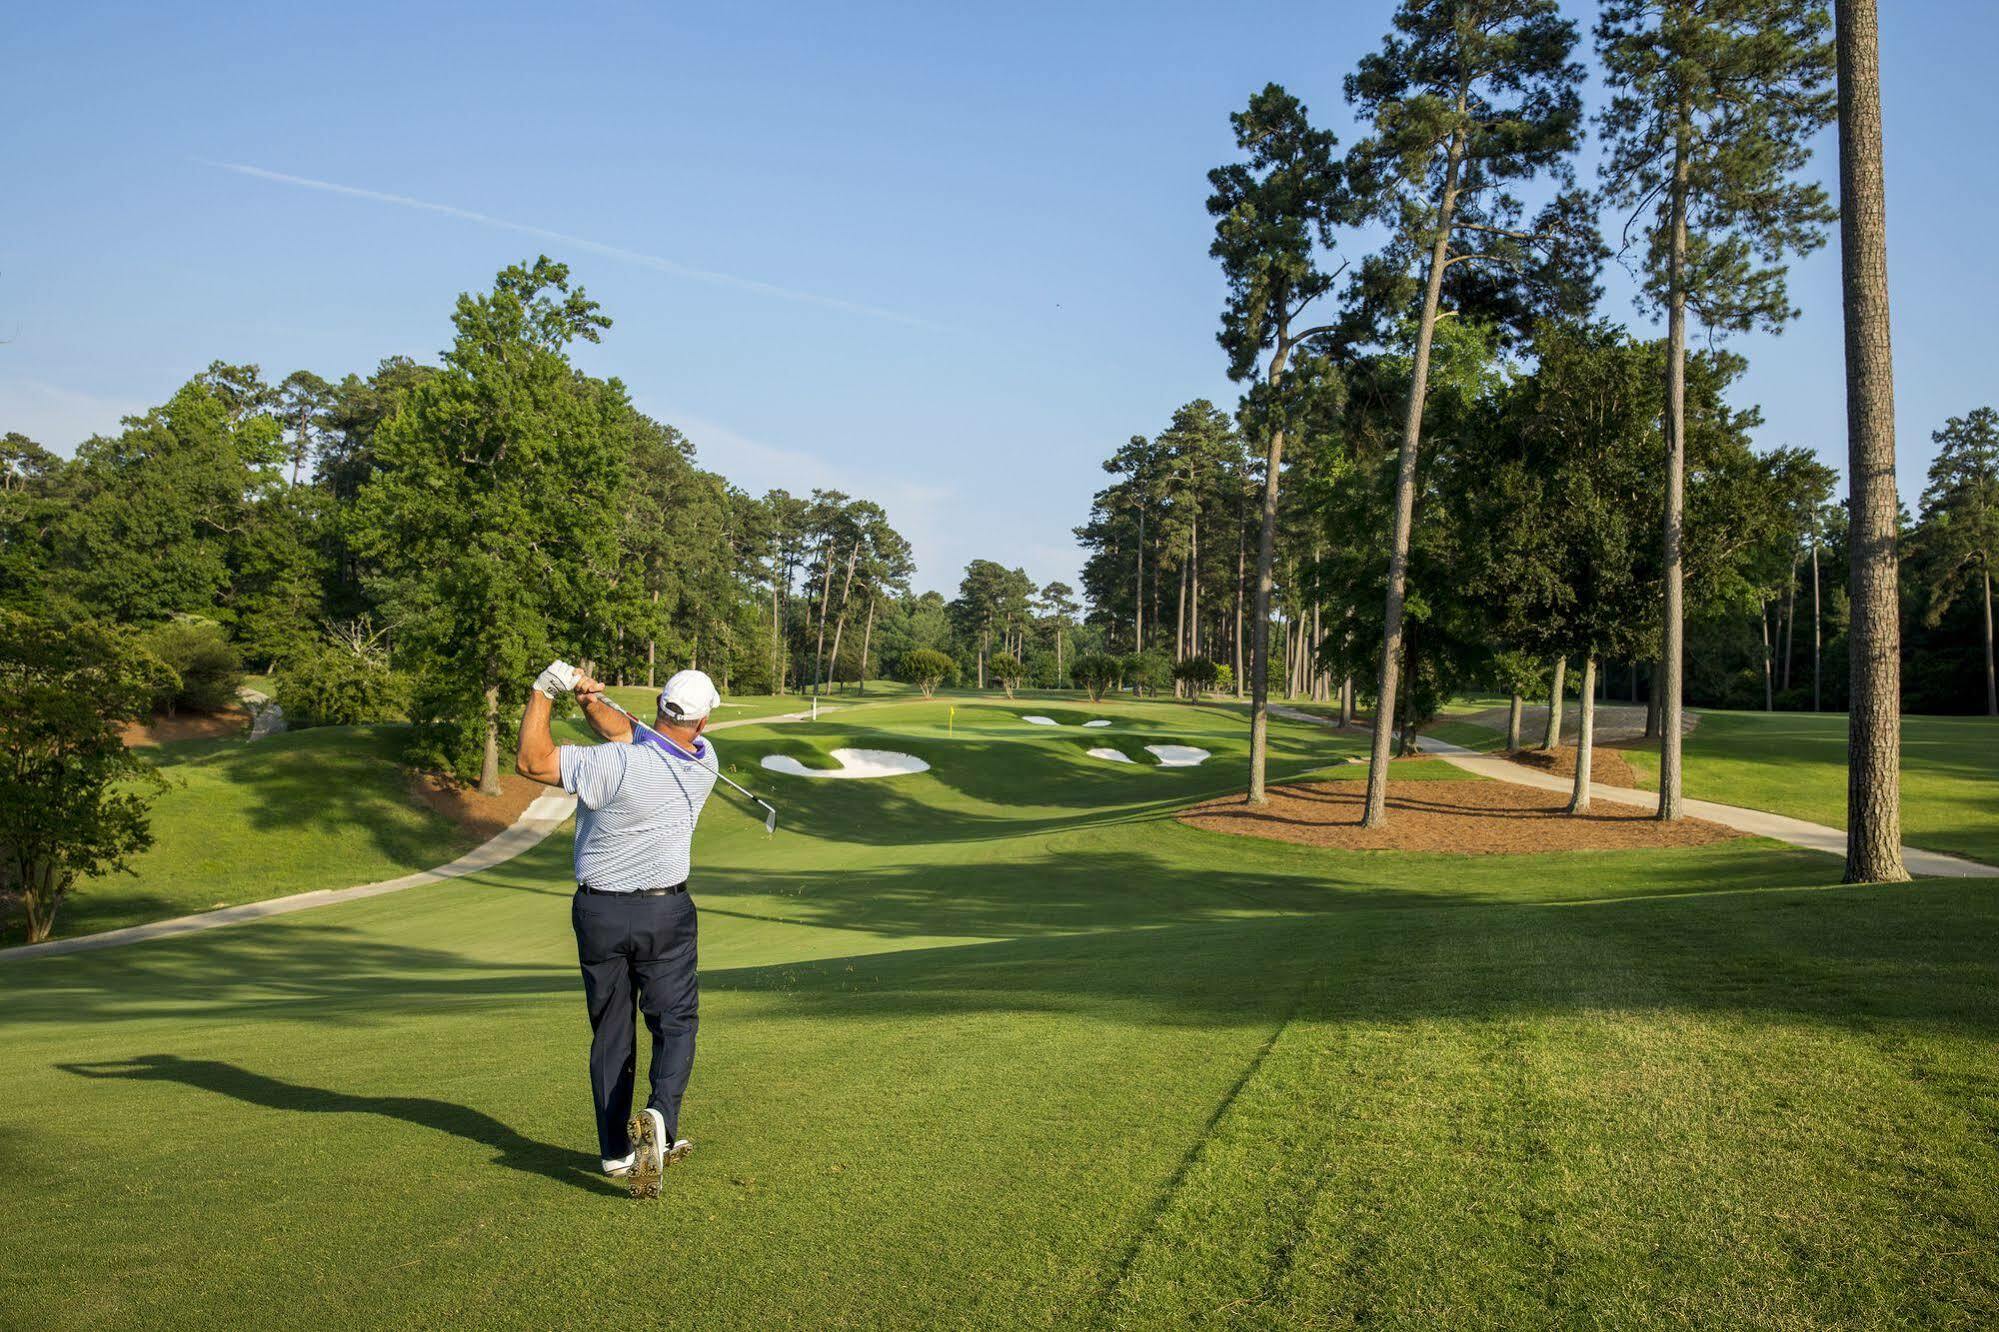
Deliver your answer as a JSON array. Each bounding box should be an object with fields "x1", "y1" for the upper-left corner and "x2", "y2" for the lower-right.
[{"x1": 534, "y1": 660, "x2": 581, "y2": 699}]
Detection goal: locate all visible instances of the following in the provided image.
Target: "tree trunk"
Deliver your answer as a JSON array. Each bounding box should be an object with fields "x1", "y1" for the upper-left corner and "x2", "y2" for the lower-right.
[
  {"x1": 1190, "y1": 510, "x2": 1201, "y2": 660},
  {"x1": 858, "y1": 591, "x2": 877, "y2": 695},
  {"x1": 1134, "y1": 507, "x2": 1145, "y2": 652},
  {"x1": 824, "y1": 541, "x2": 861, "y2": 688},
  {"x1": 1658, "y1": 106, "x2": 1692, "y2": 822},
  {"x1": 1984, "y1": 562, "x2": 1996, "y2": 716},
  {"x1": 1542, "y1": 657, "x2": 1566, "y2": 750},
  {"x1": 771, "y1": 569, "x2": 784, "y2": 695},
  {"x1": 1837, "y1": 0, "x2": 1908, "y2": 883},
  {"x1": 1341, "y1": 675, "x2": 1354, "y2": 727},
  {"x1": 1567, "y1": 657, "x2": 1597, "y2": 815},
  {"x1": 1233, "y1": 524, "x2": 1246, "y2": 698},
  {"x1": 648, "y1": 589, "x2": 660, "y2": 689},
  {"x1": 479, "y1": 684, "x2": 502, "y2": 797},
  {"x1": 1246, "y1": 337, "x2": 1295, "y2": 804},
  {"x1": 1811, "y1": 540, "x2": 1823, "y2": 710},
  {"x1": 1507, "y1": 692, "x2": 1523, "y2": 751},
  {"x1": 1175, "y1": 547, "x2": 1189, "y2": 665},
  {"x1": 1363, "y1": 132, "x2": 1463, "y2": 828},
  {"x1": 1782, "y1": 555, "x2": 1799, "y2": 693},
  {"x1": 811, "y1": 540, "x2": 836, "y2": 695},
  {"x1": 1767, "y1": 600, "x2": 1783, "y2": 712}
]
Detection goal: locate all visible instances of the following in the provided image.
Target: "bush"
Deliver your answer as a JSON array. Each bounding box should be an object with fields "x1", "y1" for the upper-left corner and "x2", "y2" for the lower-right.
[
  {"x1": 1071, "y1": 652, "x2": 1123, "y2": 703},
  {"x1": 1024, "y1": 650, "x2": 1060, "y2": 690},
  {"x1": 278, "y1": 644, "x2": 409, "y2": 728},
  {"x1": 1173, "y1": 655, "x2": 1220, "y2": 697},
  {"x1": 988, "y1": 652, "x2": 1025, "y2": 699},
  {"x1": 1214, "y1": 663, "x2": 1235, "y2": 694},
  {"x1": 1123, "y1": 651, "x2": 1174, "y2": 698},
  {"x1": 902, "y1": 648, "x2": 957, "y2": 699},
  {"x1": 143, "y1": 616, "x2": 242, "y2": 716}
]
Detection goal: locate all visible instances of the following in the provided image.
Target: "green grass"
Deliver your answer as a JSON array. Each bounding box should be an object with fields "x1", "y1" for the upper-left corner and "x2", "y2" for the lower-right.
[
  {"x1": 1619, "y1": 710, "x2": 1999, "y2": 864},
  {"x1": 4, "y1": 698, "x2": 1997, "y2": 1326},
  {"x1": 11, "y1": 726, "x2": 483, "y2": 946}
]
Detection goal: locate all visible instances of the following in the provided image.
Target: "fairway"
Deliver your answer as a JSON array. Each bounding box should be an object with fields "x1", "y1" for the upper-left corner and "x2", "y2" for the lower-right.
[{"x1": 6, "y1": 699, "x2": 1997, "y2": 1328}]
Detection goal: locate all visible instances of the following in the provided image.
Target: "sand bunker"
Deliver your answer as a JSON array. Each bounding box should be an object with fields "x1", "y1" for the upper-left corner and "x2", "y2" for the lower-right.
[
  {"x1": 1088, "y1": 747, "x2": 1135, "y2": 763},
  {"x1": 1082, "y1": 719, "x2": 1112, "y2": 728},
  {"x1": 1022, "y1": 715, "x2": 1059, "y2": 726},
  {"x1": 1147, "y1": 745, "x2": 1211, "y2": 767},
  {"x1": 1178, "y1": 779, "x2": 1742, "y2": 853},
  {"x1": 760, "y1": 748, "x2": 930, "y2": 780}
]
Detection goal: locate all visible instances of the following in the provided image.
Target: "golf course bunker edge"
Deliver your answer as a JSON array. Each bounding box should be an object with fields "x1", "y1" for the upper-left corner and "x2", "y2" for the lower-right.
[{"x1": 759, "y1": 748, "x2": 931, "y2": 780}]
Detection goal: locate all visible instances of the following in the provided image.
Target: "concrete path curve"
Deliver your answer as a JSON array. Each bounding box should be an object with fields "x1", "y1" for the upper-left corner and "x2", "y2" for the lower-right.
[
  {"x1": 1, "y1": 705, "x2": 833, "y2": 963},
  {"x1": 1414, "y1": 735, "x2": 1997, "y2": 879},
  {"x1": 1267, "y1": 705, "x2": 1995, "y2": 878}
]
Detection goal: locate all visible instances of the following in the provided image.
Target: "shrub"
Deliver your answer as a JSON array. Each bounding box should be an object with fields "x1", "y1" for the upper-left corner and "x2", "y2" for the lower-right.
[
  {"x1": 143, "y1": 616, "x2": 242, "y2": 716},
  {"x1": 1214, "y1": 663, "x2": 1235, "y2": 694},
  {"x1": 902, "y1": 648, "x2": 957, "y2": 699},
  {"x1": 278, "y1": 643, "x2": 410, "y2": 728},
  {"x1": 988, "y1": 652, "x2": 1025, "y2": 699},
  {"x1": 1173, "y1": 655, "x2": 1220, "y2": 697},
  {"x1": 1123, "y1": 650, "x2": 1174, "y2": 698},
  {"x1": 1070, "y1": 652, "x2": 1123, "y2": 703}
]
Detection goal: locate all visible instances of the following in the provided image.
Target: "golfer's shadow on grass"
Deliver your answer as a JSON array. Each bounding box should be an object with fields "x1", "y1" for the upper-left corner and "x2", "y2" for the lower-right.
[{"x1": 59, "y1": 1054, "x2": 615, "y2": 1195}]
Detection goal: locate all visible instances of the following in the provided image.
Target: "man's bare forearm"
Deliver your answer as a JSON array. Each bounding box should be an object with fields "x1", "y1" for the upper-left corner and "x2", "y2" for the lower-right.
[
  {"x1": 516, "y1": 692, "x2": 560, "y2": 784},
  {"x1": 578, "y1": 693, "x2": 634, "y2": 743}
]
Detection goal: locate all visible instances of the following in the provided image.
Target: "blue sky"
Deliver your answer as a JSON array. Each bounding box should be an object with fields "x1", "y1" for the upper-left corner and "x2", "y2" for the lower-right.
[{"x1": 4, "y1": 1, "x2": 1993, "y2": 594}]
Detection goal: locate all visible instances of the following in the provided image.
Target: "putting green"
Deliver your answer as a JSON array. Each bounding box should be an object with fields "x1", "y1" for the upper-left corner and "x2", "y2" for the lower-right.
[{"x1": 4, "y1": 698, "x2": 1997, "y2": 1327}]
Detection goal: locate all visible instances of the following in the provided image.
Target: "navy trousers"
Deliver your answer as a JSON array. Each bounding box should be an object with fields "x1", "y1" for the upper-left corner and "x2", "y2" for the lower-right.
[{"x1": 571, "y1": 888, "x2": 699, "y2": 1161}]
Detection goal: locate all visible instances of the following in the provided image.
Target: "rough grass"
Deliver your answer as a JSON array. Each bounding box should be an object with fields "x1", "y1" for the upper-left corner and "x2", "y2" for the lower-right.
[
  {"x1": 1618, "y1": 710, "x2": 1999, "y2": 863},
  {"x1": 3, "y1": 699, "x2": 1996, "y2": 1327}
]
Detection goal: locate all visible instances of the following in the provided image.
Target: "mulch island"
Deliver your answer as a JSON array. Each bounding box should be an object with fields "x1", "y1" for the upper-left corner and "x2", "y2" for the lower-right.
[
  {"x1": 1504, "y1": 743, "x2": 1640, "y2": 789},
  {"x1": 119, "y1": 707, "x2": 252, "y2": 746},
  {"x1": 1178, "y1": 777, "x2": 1741, "y2": 854},
  {"x1": 409, "y1": 771, "x2": 555, "y2": 842}
]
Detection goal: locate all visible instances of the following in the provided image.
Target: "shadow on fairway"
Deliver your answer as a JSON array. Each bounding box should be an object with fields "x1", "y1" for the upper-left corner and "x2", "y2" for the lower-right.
[{"x1": 58, "y1": 1054, "x2": 615, "y2": 1195}]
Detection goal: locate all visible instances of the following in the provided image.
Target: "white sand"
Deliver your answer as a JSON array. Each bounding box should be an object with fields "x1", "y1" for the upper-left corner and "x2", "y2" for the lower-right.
[
  {"x1": 1087, "y1": 747, "x2": 1135, "y2": 763},
  {"x1": 1021, "y1": 715, "x2": 1058, "y2": 726},
  {"x1": 1082, "y1": 719, "x2": 1112, "y2": 728},
  {"x1": 1146, "y1": 745, "x2": 1211, "y2": 767},
  {"x1": 760, "y1": 748, "x2": 931, "y2": 779}
]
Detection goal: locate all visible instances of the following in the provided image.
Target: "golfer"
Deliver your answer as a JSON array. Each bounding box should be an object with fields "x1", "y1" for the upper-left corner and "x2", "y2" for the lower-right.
[{"x1": 516, "y1": 661, "x2": 723, "y2": 1198}]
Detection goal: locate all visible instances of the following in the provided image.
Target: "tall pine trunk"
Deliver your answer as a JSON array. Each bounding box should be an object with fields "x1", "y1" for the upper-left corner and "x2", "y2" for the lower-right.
[
  {"x1": 1507, "y1": 692, "x2": 1523, "y2": 750},
  {"x1": 1782, "y1": 556, "x2": 1799, "y2": 692},
  {"x1": 1363, "y1": 132, "x2": 1464, "y2": 828},
  {"x1": 1983, "y1": 562, "x2": 1996, "y2": 716},
  {"x1": 858, "y1": 591, "x2": 876, "y2": 695},
  {"x1": 1233, "y1": 521, "x2": 1246, "y2": 698},
  {"x1": 1542, "y1": 657, "x2": 1566, "y2": 750},
  {"x1": 1658, "y1": 106, "x2": 1692, "y2": 822},
  {"x1": 1837, "y1": 0, "x2": 1908, "y2": 882},
  {"x1": 811, "y1": 541, "x2": 835, "y2": 695},
  {"x1": 1761, "y1": 602, "x2": 1775, "y2": 711},
  {"x1": 1812, "y1": 540, "x2": 1823, "y2": 710},
  {"x1": 1246, "y1": 338, "x2": 1296, "y2": 803},
  {"x1": 824, "y1": 542, "x2": 861, "y2": 689},
  {"x1": 1566, "y1": 657, "x2": 1597, "y2": 815},
  {"x1": 479, "y1": 683, "x2": 502, "y2": 797}
]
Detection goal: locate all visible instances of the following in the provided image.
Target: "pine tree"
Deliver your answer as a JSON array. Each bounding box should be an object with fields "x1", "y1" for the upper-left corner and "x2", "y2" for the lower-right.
[
  {"x1": 1344, "y1": 0, "x2": 1590, "y2": 828},
  {"x1": 1597, "y1": 0, "x2": 1837, "y2": 820},
  {"x1": 1206, "y1": 84, "x2": 1344, "y2": 804}
]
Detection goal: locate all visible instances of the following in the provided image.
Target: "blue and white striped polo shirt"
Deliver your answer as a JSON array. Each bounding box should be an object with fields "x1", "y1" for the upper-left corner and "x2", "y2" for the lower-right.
[{"x1": 558, "y1": 734, "x2": 719, "y2": 892}]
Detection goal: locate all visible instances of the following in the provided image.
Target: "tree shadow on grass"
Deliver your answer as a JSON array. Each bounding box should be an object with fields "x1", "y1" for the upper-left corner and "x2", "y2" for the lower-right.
[{"x1": 58, "y1": 1055, "x2": 614, "y2": 1195}]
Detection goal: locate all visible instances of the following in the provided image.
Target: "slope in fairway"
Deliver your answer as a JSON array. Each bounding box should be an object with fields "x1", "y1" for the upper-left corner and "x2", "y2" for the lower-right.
[
  {"x1": 4, "y1": 698, "x2": 1997, "y2": 1328},
  {"x1": 26, "y1": 725, "x2": 485, "y2": 945}
]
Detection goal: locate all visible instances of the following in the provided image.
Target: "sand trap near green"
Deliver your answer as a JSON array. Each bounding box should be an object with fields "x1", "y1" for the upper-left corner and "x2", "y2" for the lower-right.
[{"x1": 759, "y1": 748, "x2": 930, "y2": 779}]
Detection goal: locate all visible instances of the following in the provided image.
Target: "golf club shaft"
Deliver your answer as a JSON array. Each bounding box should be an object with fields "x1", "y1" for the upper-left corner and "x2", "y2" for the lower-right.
[{"x1": 589, "y1": 694, "x2": 777, "y2": 822}]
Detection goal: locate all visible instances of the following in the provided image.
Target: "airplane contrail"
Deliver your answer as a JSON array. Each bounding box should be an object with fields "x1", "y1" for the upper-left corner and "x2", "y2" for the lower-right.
[{"x1": 199, "y1": 159, "x2": 931, "y2": 328}]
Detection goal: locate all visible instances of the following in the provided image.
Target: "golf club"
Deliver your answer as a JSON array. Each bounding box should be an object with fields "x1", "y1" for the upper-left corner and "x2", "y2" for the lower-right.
[{"x1": 589, "y1": 693, "x2": 778, "y2": 835}]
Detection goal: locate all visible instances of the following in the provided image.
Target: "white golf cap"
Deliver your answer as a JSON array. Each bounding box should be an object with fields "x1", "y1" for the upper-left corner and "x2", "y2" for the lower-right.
[{"x1": 659, "y1": 669, "x2": 721, "y2": 722}]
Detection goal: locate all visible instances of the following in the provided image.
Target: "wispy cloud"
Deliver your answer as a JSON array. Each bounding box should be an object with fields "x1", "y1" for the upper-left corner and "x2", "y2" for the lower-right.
[{"x1": 198, "y1": 159, "x2": 932, "y2": 328}]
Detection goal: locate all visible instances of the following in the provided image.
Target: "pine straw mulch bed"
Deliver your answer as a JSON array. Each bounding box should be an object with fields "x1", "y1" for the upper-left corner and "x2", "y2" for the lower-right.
[
  {"x1": 409, "y1": 771, "x2": 557, "y2": 843},
  {"x1": 120, "y1": 707, "x2": 253, "y2": 746},
  {"x1": 1177, "y1": 778, "x2": 1741, "y2": 854},
  {"x1": 1504, "y1": 744, "x2": 1640, "y2": 790}
]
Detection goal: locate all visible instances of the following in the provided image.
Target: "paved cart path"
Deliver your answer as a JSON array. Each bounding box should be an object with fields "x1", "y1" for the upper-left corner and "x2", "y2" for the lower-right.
[
  {"x1": 1268, "y1": 705, "x2": 1998, "y2": 879},
  {"x1": 1, "y1": 706, "x2": 836, "y2": 962}
]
